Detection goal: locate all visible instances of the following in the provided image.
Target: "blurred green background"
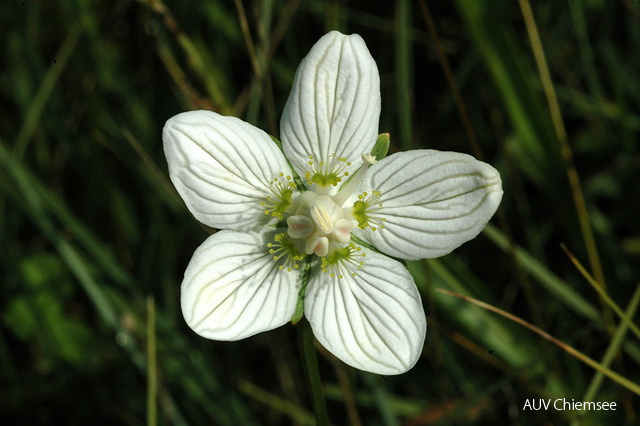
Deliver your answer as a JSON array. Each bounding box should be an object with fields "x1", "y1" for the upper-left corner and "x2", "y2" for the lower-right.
[{"x1": 2, "y1": 0, "x2": 639, "y2": 424}]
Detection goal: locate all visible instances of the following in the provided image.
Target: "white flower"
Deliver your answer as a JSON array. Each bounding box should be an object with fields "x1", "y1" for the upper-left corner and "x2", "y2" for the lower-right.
[{"x1": 163, "y1": 31, "x2": 503, "y2": 375}]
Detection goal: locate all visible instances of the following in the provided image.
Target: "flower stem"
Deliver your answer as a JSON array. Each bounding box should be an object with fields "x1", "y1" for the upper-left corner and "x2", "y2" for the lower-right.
[
  {"x1": 146, "y1": 296, "x2": 157, "y2": 426},
  {"x1": 297, "y1": 317, "x2": 329, "y2": 425}
]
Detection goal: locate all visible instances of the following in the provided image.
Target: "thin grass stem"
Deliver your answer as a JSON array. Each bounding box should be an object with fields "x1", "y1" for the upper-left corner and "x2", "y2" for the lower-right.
[
  {"x1": 436, "y1": 289, "x2": 640, "y2": 396},
  {"x1": 147, "y1": 296, "x2": 157, "y2": 426},
  {"x1": 517, "y1": 0, "x2": 607, "y2": 296},
  {"x1": 395, "y1": 0, "x2": 413, "y2": 149},
  {"x1": 577, "y1": 285, "x2": 640, "y2": 423},
  {"x1": 561, "y1": 244, "x2": 640, "y2": 342}
]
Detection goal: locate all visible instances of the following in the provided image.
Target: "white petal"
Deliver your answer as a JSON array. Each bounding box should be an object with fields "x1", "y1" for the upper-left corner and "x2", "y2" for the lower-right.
[
  {"x1": 181, "y1": 230, "x2": 299, "y2": 340},
  {"x1": 280, "y1": 31, "x2": 381, "y2": 181},
  {"x1": 352, "y1": 150, "x2": 503, "y2": 260},
  {"x1": 305, "y1": 247, "x2": 426, "y2": 375},
  {"x1": 164, "y1": 110, "x2": 292, "y2": 230}
]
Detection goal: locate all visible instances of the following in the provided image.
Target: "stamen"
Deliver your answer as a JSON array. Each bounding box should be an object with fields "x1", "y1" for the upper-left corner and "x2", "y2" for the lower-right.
[
  {"x1": 351, "y1": 190, "x2": 387, "y2": 231},
  {"x1": 303, "y1": 154, "x2": 352, "y2": 193},
  {"x1": 262, "y1": 173, "x2": 298, "y2": 219},
  {"x1": 267, "y1": 233, "x2": 306, "y2": 272},
  {"x1": 320, "y1": 243, "x2": 366, "y2": 279}
]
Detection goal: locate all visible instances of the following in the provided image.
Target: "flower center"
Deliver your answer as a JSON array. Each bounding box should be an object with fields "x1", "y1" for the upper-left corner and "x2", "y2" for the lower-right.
[
  {"x1": 264, "y1": 153, "x2": 384, "y2": 276},
  {"x1": 286, "y1": 192, "x2": 354, "y2": 257}
]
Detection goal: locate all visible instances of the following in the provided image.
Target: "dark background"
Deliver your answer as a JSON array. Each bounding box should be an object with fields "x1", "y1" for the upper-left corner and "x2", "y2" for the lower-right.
[{"x1": 1, "y1": 0, "x2": 639, "y2": 424}]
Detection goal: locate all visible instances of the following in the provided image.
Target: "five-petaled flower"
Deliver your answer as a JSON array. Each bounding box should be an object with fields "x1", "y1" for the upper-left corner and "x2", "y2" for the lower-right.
[{"x1": 163, "y1": 31, "x2": 503, "y2": 374}]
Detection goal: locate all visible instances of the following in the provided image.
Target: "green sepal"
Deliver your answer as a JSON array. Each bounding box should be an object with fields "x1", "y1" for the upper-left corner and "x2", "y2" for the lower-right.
[
  {"x1": 268, "y1": 134, "x2": 281, "y2": 147},
  {"x1": 371, "y1": 132, "x2": 390, "y2": 161},
  {"x1": 290, "y1": 256, "x2": 312, "y2": 324},
  {"x1": 269, "y1": 134, "x2": 307, "y2": 191}
]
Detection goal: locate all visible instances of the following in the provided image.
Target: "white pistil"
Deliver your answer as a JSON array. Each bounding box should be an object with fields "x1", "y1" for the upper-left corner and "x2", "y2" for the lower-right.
[
  {"x1": 333, "y1": 218, "x2": 354, "y2": 244},
  {"x1": 286, "y1": 215, "x2": 314, "y2": 239},
  {"x1": 310, "y1": 205, "x2": 334, "y2": 234},
  {"x1": 305, "y1": 236, "x2": 330, "y2": 257},
  {"x1": 279, "y1": 152, "x2": 379, "y2": 274},
  {"x1": 285, "y1": 191, "x2": 350, "y2": 258}
]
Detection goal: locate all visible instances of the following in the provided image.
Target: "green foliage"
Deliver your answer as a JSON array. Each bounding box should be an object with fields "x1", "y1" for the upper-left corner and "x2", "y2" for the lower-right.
[
  {"x1": 3, "y1": 253, "x2": 95, "y2": 367},
  {"x1": 1, "y1": 0, "x2": 639, "y2": 424}
]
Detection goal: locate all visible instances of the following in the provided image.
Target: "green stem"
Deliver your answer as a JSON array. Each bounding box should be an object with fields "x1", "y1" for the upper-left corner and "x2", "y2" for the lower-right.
[
  {"x1": 297, "y1": 318, "x2": 329, "y2": 425},
  {"x1": 147, "y1": 296, "x2": 157, "y2": 426}
]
